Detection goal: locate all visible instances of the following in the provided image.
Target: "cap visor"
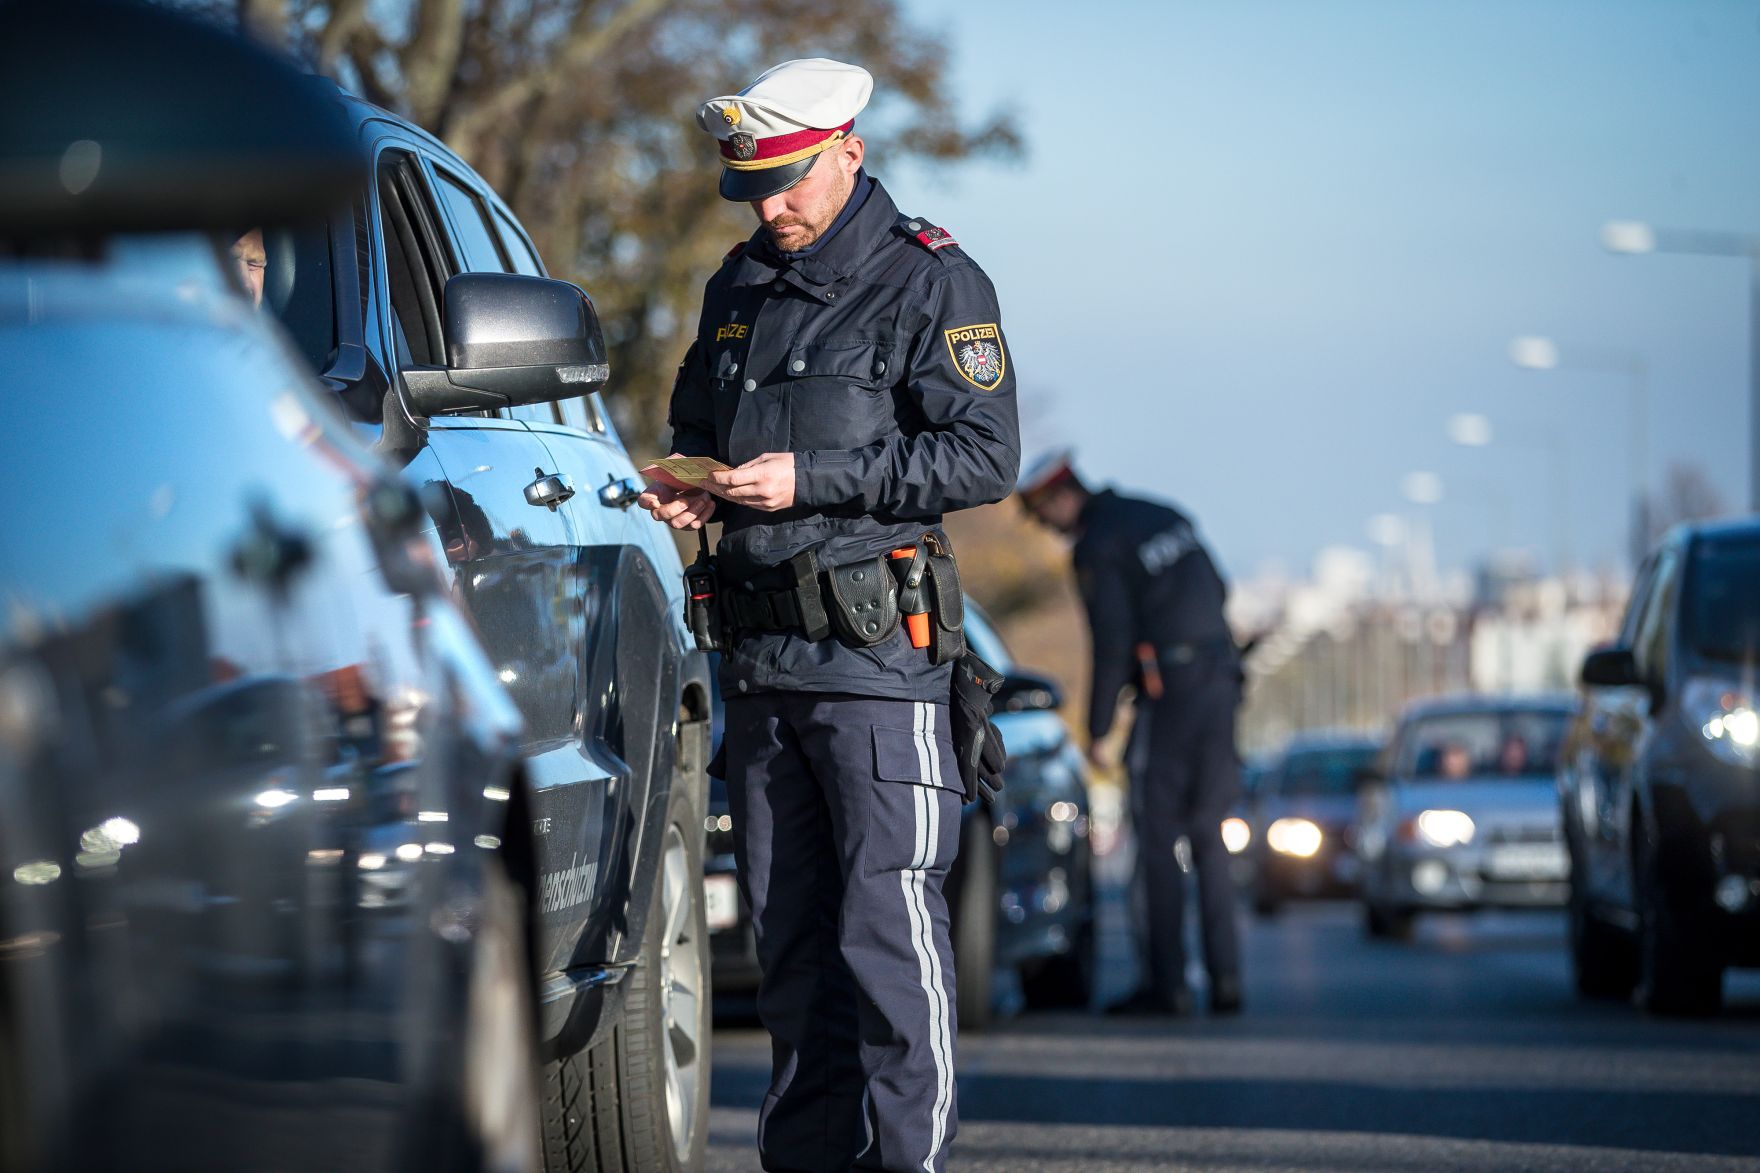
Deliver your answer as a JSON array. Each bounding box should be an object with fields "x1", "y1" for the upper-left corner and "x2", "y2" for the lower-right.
[{"x1": 719, "y1": 156, "x2": 816, "y2": 202}]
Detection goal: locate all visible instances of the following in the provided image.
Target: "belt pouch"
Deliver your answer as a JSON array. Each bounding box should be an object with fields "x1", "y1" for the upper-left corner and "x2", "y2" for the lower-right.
[
  {"x1": 788, "y1": 548, "x2": 832, "y2": 642},
  {"x1": 826, "y1": 555, "x2": 900, "y2": 648},
  {"x1": 923, "y1": 539, "x2": 966, "y2": 665},
  {"x1": 950, "y1": 649, "x2": 1007, "y2": 802}
]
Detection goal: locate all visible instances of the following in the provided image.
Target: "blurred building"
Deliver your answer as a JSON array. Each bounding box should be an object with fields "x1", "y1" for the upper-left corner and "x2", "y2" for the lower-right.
[{"x1": 1235, "y1": 547, "x2": 1625, "y2": 755}]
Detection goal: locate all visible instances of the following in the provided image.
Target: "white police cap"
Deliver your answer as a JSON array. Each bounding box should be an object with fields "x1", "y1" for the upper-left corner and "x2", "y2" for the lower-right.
[
  {"x1": 697, "y1": 58, "x2": 873, "y2": 202},
  {"x1": 1017, "y1": 448, "x2": 1079, "y2": 499}
]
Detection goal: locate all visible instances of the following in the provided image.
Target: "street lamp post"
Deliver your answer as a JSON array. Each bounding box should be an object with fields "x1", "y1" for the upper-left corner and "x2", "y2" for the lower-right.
[
  {"x1": 1602, "y1": 220, "x2": 1760, "y2": 512},
  {"x1": 1448, "y1": 411, "x2": 1572, "y2": 576},
  {"x1": 1510, "y1": 336, "x2": 1648, "y2": 566}
]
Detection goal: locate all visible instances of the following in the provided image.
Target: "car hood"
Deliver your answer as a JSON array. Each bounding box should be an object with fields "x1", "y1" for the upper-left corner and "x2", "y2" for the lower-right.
[{"x1": 1392, "y1": 777, "x2": 1557, "y2": 820}]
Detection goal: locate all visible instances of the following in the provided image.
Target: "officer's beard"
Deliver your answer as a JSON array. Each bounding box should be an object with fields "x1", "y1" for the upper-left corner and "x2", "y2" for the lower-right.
[{"x1": 762, "y1": 168, "x2": 854, "y2": 253}]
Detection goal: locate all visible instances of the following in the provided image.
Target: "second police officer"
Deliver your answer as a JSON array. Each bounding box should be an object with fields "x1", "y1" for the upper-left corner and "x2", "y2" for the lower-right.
[
  {"x1": 1018, "y1": 452, "x2": 1244, "y2": 1017},
  {"x1": 638, "y1": 59, "x2": 1019, "y2": 1173}
]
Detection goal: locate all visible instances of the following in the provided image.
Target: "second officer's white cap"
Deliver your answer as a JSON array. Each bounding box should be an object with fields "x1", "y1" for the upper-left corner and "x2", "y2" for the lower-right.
[{"x1": 697, "y1": 58, "x2": 873, "y2": 202}]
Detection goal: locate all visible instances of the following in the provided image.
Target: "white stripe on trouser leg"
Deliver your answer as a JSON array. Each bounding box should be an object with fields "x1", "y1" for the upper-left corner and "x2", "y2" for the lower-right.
[{"x1": 898, "y1": 701, "x2": 953, "y2": 1172}]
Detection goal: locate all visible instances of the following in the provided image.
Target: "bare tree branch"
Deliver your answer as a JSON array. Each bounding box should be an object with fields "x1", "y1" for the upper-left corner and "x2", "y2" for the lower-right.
[
  {"x1": 400, "y1": 0, "x2": 468, "y2": 126},
  {"x1": 446, "y1": 0, "x2": 675, "y2": 160}
]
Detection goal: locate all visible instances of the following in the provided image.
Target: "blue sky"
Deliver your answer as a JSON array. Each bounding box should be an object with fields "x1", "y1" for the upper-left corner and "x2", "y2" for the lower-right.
[{"x1": 884, "y1": 0, "x2": 1760, "y2": 581}]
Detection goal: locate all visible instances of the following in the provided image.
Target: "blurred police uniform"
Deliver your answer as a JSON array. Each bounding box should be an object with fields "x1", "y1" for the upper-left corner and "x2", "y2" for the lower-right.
[
  {"x1": 1019, "y1": 452, "x2": 1243, "y2": 1015},
  {"x1": 660, "y1": 59, "x2": 1019, "y2": 1172}
]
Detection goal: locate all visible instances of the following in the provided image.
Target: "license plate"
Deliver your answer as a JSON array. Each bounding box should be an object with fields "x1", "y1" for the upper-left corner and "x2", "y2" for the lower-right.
[
  {"x1": 704, "y1": 874, "x2": 740, "y2": 931},
  {"x1": 1485, "y1": 844, "x2": 1567, "y2": 880}
]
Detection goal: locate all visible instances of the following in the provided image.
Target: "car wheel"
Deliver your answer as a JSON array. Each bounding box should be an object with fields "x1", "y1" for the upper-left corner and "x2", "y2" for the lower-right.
[
  {"x1": 1567, "y1": 848, "x2": 1636, "y2": 999},
  {"x1": 951, "y1": 813, "x2": 997, "y2": 1031},
  {"x1": 1634, "y1": 819, "x2": 1722, "y2": 1017},
  {"x1": 539, "y1": 785, "x2": 711, "y2": 1172},
  {"x1": 1021, "y1": 903, "x2": 1097, "y2": 1010},
  {"x1": 1364, "y1": 901, "x2": 1414, "y2": 940}
]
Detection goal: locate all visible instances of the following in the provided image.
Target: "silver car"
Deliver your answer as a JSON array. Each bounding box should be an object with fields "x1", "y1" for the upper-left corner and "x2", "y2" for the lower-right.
[{"x1": 1356, "y1": 695, "x2": 1574, "y2": 938}]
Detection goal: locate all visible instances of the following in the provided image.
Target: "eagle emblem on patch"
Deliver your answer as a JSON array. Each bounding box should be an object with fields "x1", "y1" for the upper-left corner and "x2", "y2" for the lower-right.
[
  {"x1": 729, "y1": 132, "x2": 757, "y2": 161},
  {"x1": 943, "y1": 322, "x2": 1006, "y2": 391}
]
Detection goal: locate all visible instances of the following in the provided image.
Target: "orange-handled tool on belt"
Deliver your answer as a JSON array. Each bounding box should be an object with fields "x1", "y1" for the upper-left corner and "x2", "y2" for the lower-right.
[
  {"x1": 891, "y1": 547, "x2": 932, "y2": 649},
  {"x1": 1135, "y1": 642, "x2": 1164, "y2": 701}
]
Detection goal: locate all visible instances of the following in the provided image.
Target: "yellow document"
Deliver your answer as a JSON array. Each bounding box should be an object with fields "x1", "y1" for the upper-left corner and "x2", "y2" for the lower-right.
[{"x1": 639, "y1": 456, "x2": 731, "y2": 491}]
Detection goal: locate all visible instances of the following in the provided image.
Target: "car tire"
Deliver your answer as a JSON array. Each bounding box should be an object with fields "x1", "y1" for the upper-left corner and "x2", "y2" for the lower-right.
[
  {"x1": 951, "y1": 813, "x2": 997, "y2": 1032},
  {"x1": 1568, "y1": 850, "x2": 1637, "y2": 1000},
  {"x1": 1021, "y1": 902, "x2": 1097, "y2": 1010},
  {"x1": 1634, "y1": 819, "x2": 1722, "y2": 1017},
  {"x1": 539, "y1": 784, "x2": 711, "y2": 1172},
  {"x1": 1364, "y1": 901, "x2": 1414, "y2": 940}
]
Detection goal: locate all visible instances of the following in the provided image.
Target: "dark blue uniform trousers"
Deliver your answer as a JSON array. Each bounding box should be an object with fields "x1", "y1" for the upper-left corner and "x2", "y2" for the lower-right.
[
  {"x1": 1127, "y1": 668, "x2": 1243, "y2": 1002},
  {"x1": 724, "y1": 692, "x2": 962, "y2": 1173}
]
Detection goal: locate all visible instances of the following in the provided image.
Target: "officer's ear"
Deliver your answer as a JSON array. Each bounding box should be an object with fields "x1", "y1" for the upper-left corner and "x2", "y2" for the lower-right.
[{"x1": 835, "y1": 134, "x2": 865, "y2": 177}]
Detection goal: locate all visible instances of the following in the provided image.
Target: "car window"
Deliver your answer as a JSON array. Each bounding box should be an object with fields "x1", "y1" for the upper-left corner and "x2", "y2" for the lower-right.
[
  {"x1": 555, "y1": 395, "x2": 606, "y2": 433},
  {"x1": 1277, "y1": 745, "x2": 1378, "y2": 796},
  {"x1": 962, "y1": 605, "x2": 1014, "y2": 674},
  {"x1": 242, "y1": 221, "x2": 334, "y2": 371},
  {"x1": 1394, "y1": 709, "x2": 1569, "y2": 780},
  {"x1": 376, "y1": 153, "x2": 451, "y2": 367},
  {"x1": 1681, "y1": 534, "x2": 1760, "y2": 664},
  {"x1": 432, "y1": 166, "x2": 510, "y2": 274},
  {"x1": 1632, "y1": 547, "x2": 1679, "y2": 681},
  {"x1": 506, "y1": 400, "x2": 564, "y2": 425},
  {"x1": 493, "y1": 208, "x2": 545, "y2": 277},
  {"x1": 1617, "y1": 555, "x2": 1657, "y2": 649}
]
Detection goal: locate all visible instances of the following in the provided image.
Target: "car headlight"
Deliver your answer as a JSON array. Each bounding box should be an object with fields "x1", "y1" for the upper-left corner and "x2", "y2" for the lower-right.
[
  {"x1": 1414, "y1": 809, "x2": 1475, "y2": 848},
  {"x1": 1221, "y1": 817, "x2": 1251, "y2": 854},
  {"x1": 1266, "y1": 817, "x2": 1322, "y2": 857},
  {"x1": 1684, "y1": 677, "x2": 1760, "y2": 766}
]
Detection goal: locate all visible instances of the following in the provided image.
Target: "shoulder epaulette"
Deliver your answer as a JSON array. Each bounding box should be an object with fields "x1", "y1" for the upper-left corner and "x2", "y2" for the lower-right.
[
  {"x1": 896, "y1": 214, "x2": 958, "y2": 252},
  {"x1": 723, "y1": 240, "x2": 748, "y2": 263}
]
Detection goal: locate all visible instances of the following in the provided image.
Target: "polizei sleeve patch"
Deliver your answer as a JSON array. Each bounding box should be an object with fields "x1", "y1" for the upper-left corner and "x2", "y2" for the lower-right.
[{"x1": 943, "y1": 323, "x2": 1006, "y2": 391}]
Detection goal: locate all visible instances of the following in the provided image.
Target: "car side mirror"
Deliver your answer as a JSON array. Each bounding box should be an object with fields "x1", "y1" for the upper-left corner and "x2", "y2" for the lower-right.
[
  {"x1": 402, "y1": 273, "x2": 609, "y2": 415},
  {"x1": 995, "y1": 670, "x2": 1063, "y2": 714},
  {"x1": 1580, "y1": 646, "x2": 1640, "y2": 688}
]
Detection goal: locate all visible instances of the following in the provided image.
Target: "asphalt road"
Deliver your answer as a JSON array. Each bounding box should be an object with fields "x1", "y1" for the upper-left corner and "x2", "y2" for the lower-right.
[{"x1": 707, "y1": 843, "x2": 1760, "y2": 1171}]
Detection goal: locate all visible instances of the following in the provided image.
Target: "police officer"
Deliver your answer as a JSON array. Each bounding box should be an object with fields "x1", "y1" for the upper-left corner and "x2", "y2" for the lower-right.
[
  {"x1": 638, "y1": 59, "x2": 1018, "y2": 1172},
  {"x1": 1018, "y1": 452, "x2": 1243, "y2": 1016}
]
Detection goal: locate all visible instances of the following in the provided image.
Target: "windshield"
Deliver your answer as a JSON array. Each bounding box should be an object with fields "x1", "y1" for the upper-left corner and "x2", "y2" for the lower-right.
[
  {"x1": 1279, "y1": 745, "x2": 1378, "y2": 796},
  {"x1": 1395, "y1": 709, "x2": 1568, "y2": 781},
  {"x1": 1684, "y1": 535, "x2": 1760, "y2": 664}
]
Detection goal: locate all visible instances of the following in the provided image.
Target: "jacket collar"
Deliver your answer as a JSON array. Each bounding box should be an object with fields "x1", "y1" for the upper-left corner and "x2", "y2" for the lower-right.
[{"x1": 742, "y1": 178, "x2": 901, "y2": 290}]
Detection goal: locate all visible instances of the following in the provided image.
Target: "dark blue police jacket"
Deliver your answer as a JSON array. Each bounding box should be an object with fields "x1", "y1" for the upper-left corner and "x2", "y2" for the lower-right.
[
  {"x1": 1073, "y1": 490, "x2": 1236, "y2": 742},
  {"x1": 668, "y1": 179, "x2": 1020, "y2": 701}
]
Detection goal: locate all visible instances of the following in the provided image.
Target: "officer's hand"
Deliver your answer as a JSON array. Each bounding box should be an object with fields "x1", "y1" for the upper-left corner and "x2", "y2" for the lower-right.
[
  {"x1": 1086, "y1": 740, "x2": 1113, "y2": 772},
  {"x1": 638, "y1": 482, "x2": 718, "y2": 530},
  {"x1": 707, "y1": 452, "x2": 795, "y2": 512}
]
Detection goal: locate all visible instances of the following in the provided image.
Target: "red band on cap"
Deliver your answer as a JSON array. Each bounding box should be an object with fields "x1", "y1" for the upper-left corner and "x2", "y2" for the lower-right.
[{"x1": 720, "y1": 119, "x2": 856, "y2": 164}]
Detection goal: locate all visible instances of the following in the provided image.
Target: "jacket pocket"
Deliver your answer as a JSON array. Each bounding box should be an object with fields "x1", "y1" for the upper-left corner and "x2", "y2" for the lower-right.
[
  {"x1": 783, "y1": 339, "x2": 896, "y2": 451},
  {"x1": 865, "y1": 722, "x2": 963, "y2": 875}
]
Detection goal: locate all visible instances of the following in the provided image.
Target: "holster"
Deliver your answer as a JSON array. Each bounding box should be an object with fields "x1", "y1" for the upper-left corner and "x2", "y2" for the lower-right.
[
  {"x1": 950, "y1": 649, "x2": 1007, "y2": 803},
  {"x1": 826, "y1": 556, "x2": 900, "y2": 648},
  {"x1": 921, "y1": 533, "x2": 966, "y2": 665},
  {"x1": 682, "y1": 529, "x2": 724, "y2": 652}
]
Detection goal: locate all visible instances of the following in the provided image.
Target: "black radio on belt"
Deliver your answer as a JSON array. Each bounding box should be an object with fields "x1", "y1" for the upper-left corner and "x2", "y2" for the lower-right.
[{"x1": 683, "y1": 528, "x2": 724, "y2": 652}]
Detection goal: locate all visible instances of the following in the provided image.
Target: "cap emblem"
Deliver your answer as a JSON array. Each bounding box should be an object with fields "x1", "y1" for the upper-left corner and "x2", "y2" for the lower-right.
[
  {"x1": 729, "y1": 131, "x2": 757, "y2": 161},
  {"x1": 722, "y1": 105, "x2": 741, "y2": 126}
]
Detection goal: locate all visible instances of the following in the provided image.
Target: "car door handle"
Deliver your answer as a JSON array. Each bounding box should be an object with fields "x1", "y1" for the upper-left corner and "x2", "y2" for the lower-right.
[
  {"x1": 598, "y1": 475, "x2": 640, "y2": 510},
  {"x1": 524, "y1": 468, "x2": 574, "y2": 511}
]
